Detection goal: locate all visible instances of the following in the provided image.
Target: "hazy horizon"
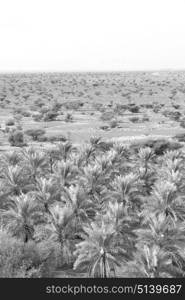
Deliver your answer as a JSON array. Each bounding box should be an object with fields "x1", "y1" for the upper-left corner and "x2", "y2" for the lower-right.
[
  {"x1": 0, "y1": 0, "x2": 185, "y2": 72},
  {"x1": 0, "y1": 69, "x2": 185, "y2": 74}
]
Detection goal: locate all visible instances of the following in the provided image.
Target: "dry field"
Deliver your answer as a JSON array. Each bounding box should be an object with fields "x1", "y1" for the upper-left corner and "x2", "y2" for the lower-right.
[{"x1": 0, "y1": 71, "x2": 185, "y2": 150}]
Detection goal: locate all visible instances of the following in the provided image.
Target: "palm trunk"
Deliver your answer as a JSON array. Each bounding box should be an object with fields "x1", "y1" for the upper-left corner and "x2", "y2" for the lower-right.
[
  {"x1": 44, "y1": 202, "x2": 50, "y2": 213},
  {"x1": 24, "y1": 233, "x2": 29, "y2": 243},
  {"x1": 102, "y1": 251, "x2": 107, "y2": 278},
  {"x1": 49, "y1": 157, "x2": 53, "y2": 173}
]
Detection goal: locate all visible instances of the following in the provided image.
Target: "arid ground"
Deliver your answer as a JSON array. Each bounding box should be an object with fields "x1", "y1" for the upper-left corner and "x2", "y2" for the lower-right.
[{"x1": 0, "y1": 71, "x2": 185, "y2": 150}]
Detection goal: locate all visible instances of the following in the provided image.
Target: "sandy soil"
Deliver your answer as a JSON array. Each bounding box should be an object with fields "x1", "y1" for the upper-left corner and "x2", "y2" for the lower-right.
[{"x1": 0, "y1": 71, "x2": 185, "y2": 150}]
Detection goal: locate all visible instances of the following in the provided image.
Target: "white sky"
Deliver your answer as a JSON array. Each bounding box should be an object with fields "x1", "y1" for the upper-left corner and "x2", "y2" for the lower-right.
[{"x1": 0, "y1": 0, "x2": 185, "y2": 71}]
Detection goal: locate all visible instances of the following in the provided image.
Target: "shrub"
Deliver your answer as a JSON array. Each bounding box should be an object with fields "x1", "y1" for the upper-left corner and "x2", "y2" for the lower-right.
[
  {"x1": 171, "y1": 111, "x2": 181, "y2": 121},
  {"x1": 32, "y1": 113, "x2": 43, "y2": 122},
  {"x1": 6, "y1": 118, "x2": 15, "y2": 126},
  {"x1": 162, "y1": 109, "x2": 181, "y2": 121},
  {"x1": 65, "y1": 113, "x2": 73, "y2": 122},
  {"x1": 174, "y1": 133, "x2": 185, "y2": 142},
  {"x1": 13, "y1": 114, "x2": 23, "y2": 123},
  {"x1": 100, "y1": 111, "x2": 115, "y2": 122},
  {"x1": 172, "y1": 104, "x2": 180, "y2": 109},
  {"x1": 144, "y1": 104, "x2": 153, "y2": 109},
  {"x1": 114, "y1": 104, "x2": 128, "y2": 114},
  {"x1": 130, "y1": 138, "x2": 182, "y2": 155},
  {"x1": 51, "y1": 101, "x2": 62, "y2": 112},
  {"x1": 62, "y1": 101, "x2": 83, "y2": 110},
  {"x1": 0, "y1": 230, "x2": 25, "y2": 278},
  {"x1": 8, "y1": 130, "x2": 26, "y2": 147},
  {"x1": 142, "y1": 115, "x2": 150, "y2": 122},
  {"x1": 21, "y1": 111, "x2": 31, "y2": 117},
  {"x1": 100, "y1": 125, "x2": 109, "y2": 131},
  {"x1": 34, "y1": 99, "x2": 45, "y2": 108},
  {"x1": 153, "y1": 106, "x2": 161, "y2": 113},
  {"x1": 109, "y1": 119, "x2": 118, "y2": 128},
  {"x1": 129, "y1": 117, "x2": 140, "y2": 123},
  {"x1": 92, "y1": 102, "x2": 103, "y2": 111},
  {"x1": 0, "y1": 230, "x2": 42, "y2": 278},
  {"x1": 0, "y1": 229, "x2": 59, "y2": 278},
  {"x1": 40, "y1": 106, "x2": 50, "y2": 115},
  {"x1": 43, "y1": 112, "x2": 58, "y2": 122},
  {"x1": 25, "y1": 129, "x2": 46, "y2": 141},
  {"x1": 16, "y1": 124, "x2": 23, "y2": 131},
  {"x1": 179, "y1": 118, "x2": 185, "y2": 128},
  {"x1": 47, "y1": 135, "x2": 67, "y2": 143},
  {"x1": 37, "y1": 135, "x2": 48, "y2": 142},
  {"x1": 13, "y1": 108, "x2": 23, "y2": 115},
  {"x1": 129, "y1": 105, "x2": 140, "y2": 113}
]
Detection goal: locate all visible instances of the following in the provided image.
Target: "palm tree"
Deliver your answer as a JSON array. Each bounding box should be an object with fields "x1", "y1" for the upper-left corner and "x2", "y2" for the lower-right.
[
  {"x1": 21, "y1": 147, "x2": 47, "y2": 182},
  {"x1": 1, "y1": 165, "x2": 27, "y2": 196},
  {"x1": 159, "y1": 152, "x2": 184, "y2": 191},
  {"x1": 136, "y1": 147, "x2": 156, "y2": 195},
  {"x1": 81, "y1": 164, "x2": 106, "y2": 204},
  {"x1": 162, "y1": 149, "x2": 184, "y2": 163},
  {"x1": 137, "y1": 147, "x2": 155, "y2": 165},
  {"x1": 56, "y1": 141, "x2": 74, "y2": 161},
  {"x1": 89, "y1": 136, "x2": 102, "y2": 149},
  {"x1": 142, "y1": 181, "x2": 185, "y2": 221},
  {"x1": 101, "y1": 200, "x2": 138, "y2": 260},
  {"x1": 33, "y1": 177, "x2": 59, "y2": 213},
  {"x1": 112, "y1": 173, "x2": 141, "y2": 212},
  {"x1": 112, "y1": 142, "x2": 130, "y2": 160},
  {"x1": 78, "y1": 144, "x2": 96, "y2": 166},
  {"x1": 45, "y1": 147, "x2": 61, "y2": 173},
  {"x1": 53, "y1": 160, "x2": 78, "y2": 190},
  {"x1": 0, "y1": 150, "x2": 21, "y2": 168},
  {"x1": 73, "y1": 218, "x2": 125, "y2": 277},
  {"x1": 48, "y1": 203, "x2": 74, "y2": 265},
  {"x1": 121, "y1": 244, "x2": 175, "y2": 277},
  {"x1": 135, "y1": 213, "x2": 185, "y2": 273},
  {"x1": 95, "y1": 154, "x2": 112, "y2": 175},
  {"x1": 63, "y1": 184, "x2": 96, "y2": 231},
  {"x1": 1, "y1": 193, "x2": 40, "y2": 243}
]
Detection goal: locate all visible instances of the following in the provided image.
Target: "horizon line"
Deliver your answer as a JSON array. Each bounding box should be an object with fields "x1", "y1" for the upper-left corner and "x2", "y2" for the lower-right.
[{"x1": 0, "y1": 68, "x2": 185, "y2": 74}]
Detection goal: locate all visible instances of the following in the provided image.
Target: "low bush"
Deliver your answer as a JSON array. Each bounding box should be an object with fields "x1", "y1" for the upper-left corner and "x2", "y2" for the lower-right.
[
  {"x1": 8, "y1": 130, "x2": 26, "y2": 147},
  {"x1": 128, "y1": 105, "x2": 140, "y2": 113},
  {"x1": 65, "y1": 113, "x2": 73, "y2": 122},
  {"x1": 25, "y1": 129, "x2": 46, "y2": 141},
  {"x1": 43, "y1": 112, "x2": 58, "y2": 122},
  {"x1": 92, "y1": 102, "x2": 103, "y2": 111},
  {"x1": 162, "y1": 109, "x2": 181, "y2": 121},
  {"x1": 0, "y1": 229, "x2": 59, "y2": 278},
  {"x1": 34, "y1": 99, "x2": 45, "y2": 108},
  {"x1": 21, "y1": 111, "x2": 31, "y2": 117},
  {"x1": 100, "y1": 111, "x2": 114, "y2": 122},
  {"x1": 142, "y1": 115, "x2": 150, "y2": 122},
  {"x1": 13, "y1": 108, "x2": 23, "y2": 115},
  {"x1": 109, "y1": 119, "x2": 118, "y2": 128},
  {"x1": 144, "y1": 104, "x2": 153, "y2": 109},
  {"x1": 37, "y1": 135, "x2": 48, "y2": 142},
  {"x1": 47, "y1": 135, "x2": 67, "y2": 143},
  {"x1": 62, "y1": 101, "x2": 84, "y2": 110},
  {"x1": 32, "y1": 113, "x2": 43, "y2": 122},
  {"x1": 130, "y1": 138, "x2": 182, "y2": 155},
  {"x1": 174, "y1": 132, "x2": 185, "y2": 142},
  {"x1": 6, "y1": 118, "x2": 15, "y2": 126},
  {"x1": 179, "y1": 118, "x2": 185, "y2": 128},
  {"x1": 129, "y1": 117, "x2": 140, "y2": 123},
  {"x1": 99, "y1": 125, "x2": 109, "y2": 131}
]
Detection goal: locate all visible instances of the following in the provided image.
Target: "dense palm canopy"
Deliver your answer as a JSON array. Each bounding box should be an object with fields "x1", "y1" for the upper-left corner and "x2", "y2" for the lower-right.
[{"x1": 1, "y1": 139, "x2": 185, "y2": 277}]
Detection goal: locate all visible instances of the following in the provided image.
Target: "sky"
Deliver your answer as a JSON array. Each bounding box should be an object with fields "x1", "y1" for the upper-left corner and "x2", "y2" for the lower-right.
[{"x1": 0, "y1": 0, "x2": 185, "y2": 72}]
